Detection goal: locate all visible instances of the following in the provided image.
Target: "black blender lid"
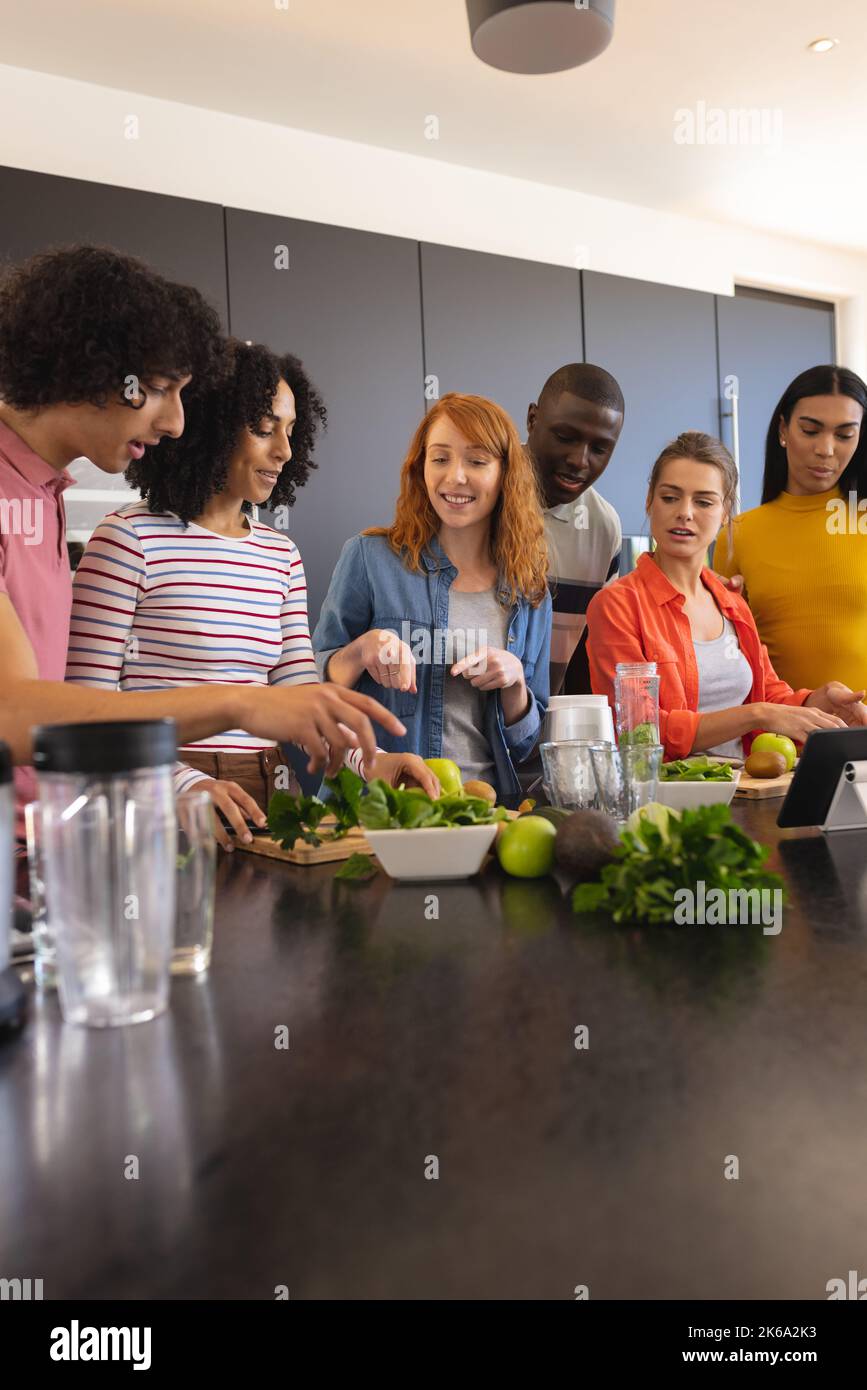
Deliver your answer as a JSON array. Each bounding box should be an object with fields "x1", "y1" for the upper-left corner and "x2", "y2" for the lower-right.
[
  {"x1": 32, "y1": 719, "x2": 177, "y2": 775},
  {"x1": 0, "y1": 741, "x2": 10, "y2": 785}
]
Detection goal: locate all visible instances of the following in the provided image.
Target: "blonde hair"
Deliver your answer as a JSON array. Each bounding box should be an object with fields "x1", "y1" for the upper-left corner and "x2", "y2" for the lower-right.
[
  {"x1": 646, "y1": 431, "x2": 738, "y2": 547},
  {"x1": 364, "y1": 392, "x2": 549, "y2": 607}
]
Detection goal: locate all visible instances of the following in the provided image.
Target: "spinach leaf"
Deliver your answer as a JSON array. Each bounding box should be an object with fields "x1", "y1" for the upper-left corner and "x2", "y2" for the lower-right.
[
  {"x1": 335, "y1": 852, "x2": 378, "y2": 881},
  {"x1": 269, "y1": 770, "x2": 507, "y2": 848}
]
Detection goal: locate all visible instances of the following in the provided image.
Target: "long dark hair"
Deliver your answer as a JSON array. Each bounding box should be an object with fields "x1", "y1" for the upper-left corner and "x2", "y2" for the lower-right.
[{"x1": 762, "y1": 364, "x2": 867, "y2": 503}]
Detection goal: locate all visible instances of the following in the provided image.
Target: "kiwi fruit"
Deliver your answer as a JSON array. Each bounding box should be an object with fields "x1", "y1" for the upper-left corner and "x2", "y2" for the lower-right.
[
  {"x1": 463, "y1": 779, "x2": 497, "y2": 805},
  {"x1": 554, "y1": 809, "x2": 620, "y2": 882},
  {"x1": 745, "y1": 749, "x2": 787, "y2": 779}
]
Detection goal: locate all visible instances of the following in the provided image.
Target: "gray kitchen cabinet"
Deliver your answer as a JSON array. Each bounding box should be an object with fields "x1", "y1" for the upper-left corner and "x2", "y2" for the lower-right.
[
  {"x1": 0, "y1": 164, "x2": 228, "y2": 327},
  {"x1": 582, "y1": 270, "x2": 720, "y2": 536},
  {"x1": 225, "y1": 209, "x2": 425, "y2": 627},
  {"x1": 716, "y1": 287, "x2": 836, "y2": 514},
  {"x1": 419, "y1": 242, "x2": 582, "y2": 433}
]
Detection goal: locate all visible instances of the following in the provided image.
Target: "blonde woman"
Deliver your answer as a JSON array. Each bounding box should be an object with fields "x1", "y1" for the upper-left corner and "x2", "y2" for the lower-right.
[{"x1": 586, "y1": 432, "x2": 867, "y2": 761}]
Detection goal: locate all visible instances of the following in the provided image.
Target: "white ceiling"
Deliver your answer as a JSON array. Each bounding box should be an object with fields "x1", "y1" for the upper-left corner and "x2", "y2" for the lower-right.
[{"x1": 2, "y1": 0, "x2": 866, "y2": 252}]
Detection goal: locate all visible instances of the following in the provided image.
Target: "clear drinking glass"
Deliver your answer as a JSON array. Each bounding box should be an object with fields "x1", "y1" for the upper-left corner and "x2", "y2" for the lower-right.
[
  {"x1": 614, "y1": 661, "x2": 660, "y2": 749},
  {"x1": 540, "y1": 739, "x2": 607, "y2": 812},
  {"x1": 590, "y1": 742, "x2": 664, "y2": 825},
  {"x1": 173, "y1": 790, "x2": 217, "y2": 976},
  {"x1": 24, "y1": 801, "x2": 55, "y2": 990}
]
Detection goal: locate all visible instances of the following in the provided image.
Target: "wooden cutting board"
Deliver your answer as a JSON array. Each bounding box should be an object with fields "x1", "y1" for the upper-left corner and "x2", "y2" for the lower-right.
[
  {"x1": 734, "y1": 768, "x2": 794, "y2": 799},
  {"x1": 236, "y1": 817, "x2": 373, "y2": 865},
  {"x1": 235, "y1": 808, "x2": 517, "y2": 865}
]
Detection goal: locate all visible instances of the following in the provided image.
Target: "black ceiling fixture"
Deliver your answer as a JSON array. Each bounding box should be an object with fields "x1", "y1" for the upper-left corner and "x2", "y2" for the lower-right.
[{"x1": 466, "y1": 0, "x2": 615, "y2": 75}]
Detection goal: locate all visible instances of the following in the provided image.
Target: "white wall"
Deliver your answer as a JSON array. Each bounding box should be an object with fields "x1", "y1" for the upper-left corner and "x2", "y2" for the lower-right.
[{"x1": 2, "y1": 62, "x2": 866, "y2": 374}]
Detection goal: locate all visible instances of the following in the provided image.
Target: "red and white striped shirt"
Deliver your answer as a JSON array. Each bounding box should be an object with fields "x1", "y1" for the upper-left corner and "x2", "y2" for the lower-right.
[{"x1": 65, "y1": 505, "x2": 363, "y2": 790}]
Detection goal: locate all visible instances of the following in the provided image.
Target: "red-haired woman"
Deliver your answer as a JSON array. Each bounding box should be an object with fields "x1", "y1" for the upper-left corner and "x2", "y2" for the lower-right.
[{"x1": 313, "y1": 393, "x2": 552, "y2": 798}]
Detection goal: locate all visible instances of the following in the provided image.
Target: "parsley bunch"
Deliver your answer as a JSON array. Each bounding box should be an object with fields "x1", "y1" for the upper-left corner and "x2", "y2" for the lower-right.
[
  {"x1": 572, "y1": 803, "x2": 784, "y2": 924},
  {"x1": 267, "y1": 767, "x2": 364, "y2": 850}
]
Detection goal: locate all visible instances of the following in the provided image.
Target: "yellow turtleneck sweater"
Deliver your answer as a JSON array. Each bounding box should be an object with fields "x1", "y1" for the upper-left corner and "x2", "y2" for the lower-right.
[{"x1": 714, "y1": 486, "x2": 867, "y2": 694}]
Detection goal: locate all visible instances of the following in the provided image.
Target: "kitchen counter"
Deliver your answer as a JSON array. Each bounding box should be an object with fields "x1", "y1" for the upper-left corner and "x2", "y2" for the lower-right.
[{"x1": 2, "y1": 800, "x2": 867, "y2": 1300}]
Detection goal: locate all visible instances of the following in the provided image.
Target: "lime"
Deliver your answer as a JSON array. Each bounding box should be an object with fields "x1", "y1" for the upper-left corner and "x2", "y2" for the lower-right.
[
  {"x1": 423, "y1": 758, "x2": 463, "y2": 796},
  {"x1": 496, "y1": 815, "x2": 557, "y2": 879}
]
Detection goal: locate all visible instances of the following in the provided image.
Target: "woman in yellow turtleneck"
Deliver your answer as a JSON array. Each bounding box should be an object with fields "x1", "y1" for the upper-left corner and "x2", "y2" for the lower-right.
[{"x1": 714, "y1": 364, "x2": 867, "y2": 695}]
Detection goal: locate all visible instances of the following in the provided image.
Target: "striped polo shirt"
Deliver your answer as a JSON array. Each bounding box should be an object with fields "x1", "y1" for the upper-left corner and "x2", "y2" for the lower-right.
[
  {"x1": 66, "y1": 505, "x2": 323, "y2": 766},
  {"x1": 544, "y1": 485, "x2": 622, "y2": 695}
]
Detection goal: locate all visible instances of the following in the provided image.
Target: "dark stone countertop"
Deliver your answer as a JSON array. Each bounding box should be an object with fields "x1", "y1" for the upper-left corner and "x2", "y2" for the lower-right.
[{"x1": 2, "y1": 799, "x2": 867, "y2": 1300}]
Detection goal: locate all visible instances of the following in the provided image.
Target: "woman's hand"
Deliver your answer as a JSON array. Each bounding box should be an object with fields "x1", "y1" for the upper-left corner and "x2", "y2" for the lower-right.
[
  {"x1": 450, "y1": 645, "x2": 524, "y2": 692},
  {"x1": 805, "y1": 682, "x2": 867, "y2": 727},
  {"x1": 366, "y1": 751, "x2": 441, "y2": 797},
  {"x1": 237, "y1": 683, "x2": 405, "y2": 776},
  {"x1": 756, "y1": 701, "x2": 847, "y2": 744},
  {"x1": 192, "y1": 777, "x2": 267, "y2": 851},
  {"x1": 360, "y1": 629, "x2": 417, "y2": 693},
  {"x1": 720, "y1": 573, "x2": 745, "y2": 595},
  {"x1": 451, "y1": 646, "x2": 530, "y2": 726}
]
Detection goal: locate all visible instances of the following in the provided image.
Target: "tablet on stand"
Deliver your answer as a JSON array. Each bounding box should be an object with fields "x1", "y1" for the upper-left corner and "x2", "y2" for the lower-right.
[{"x1": 777, "y1": 728, "x2": 867, "y2": 832}]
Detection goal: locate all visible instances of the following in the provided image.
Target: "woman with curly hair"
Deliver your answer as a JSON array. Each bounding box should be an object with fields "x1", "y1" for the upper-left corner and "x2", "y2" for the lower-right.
[
  {"x1": 0, "y1": 246, "x2": 401, "y2": 852},
  {"x1": 65, "y1": 340, "x2": 436, "y2": 844},
  {"x1": 313, "y1": 393, "x2": 552, "y2": 799}
]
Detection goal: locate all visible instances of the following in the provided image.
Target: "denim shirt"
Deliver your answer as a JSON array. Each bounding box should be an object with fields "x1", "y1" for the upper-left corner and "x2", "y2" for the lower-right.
[{"x1": 313, "y1": 534, "x2": 552, "y2": 797}]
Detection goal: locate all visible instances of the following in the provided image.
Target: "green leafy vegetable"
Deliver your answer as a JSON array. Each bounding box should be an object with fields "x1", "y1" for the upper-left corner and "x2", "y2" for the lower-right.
[
  {"x1": 356, "y1": 780, "x2": 508, "y2": 831},
  {"x1": 659, "y1": 757, "x2": 734, "y2": 783},
  {"x1": 267, "y1": 770, "x2": 507, "y2": 850},
  {"x1": 267, "y1": 790, "x2": 332, "y2": 849},
  {"x1": 335, "y1": 852, "x2": 378, "y2": 881},
  {"x1": 572, "y1": 802, "x2": 785, "y2": 924},
  {"x1": 327, "y1": 766, "x2": 364, "y2": 825},
  {"x1": 624, "y1": 801, "x2": 681, "y2": 844},
  {"x1": 618, "y1": 721, "x2": 659, "y2": 749}
]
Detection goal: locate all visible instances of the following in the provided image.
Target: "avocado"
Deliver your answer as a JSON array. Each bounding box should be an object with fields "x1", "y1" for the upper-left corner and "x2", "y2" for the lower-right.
[
  {"x1": 524, "y1": 806, "x2": 572, "y2": 828},
  {"x1": 554, "y1": 809, "x2": 620, "y2": 882}
]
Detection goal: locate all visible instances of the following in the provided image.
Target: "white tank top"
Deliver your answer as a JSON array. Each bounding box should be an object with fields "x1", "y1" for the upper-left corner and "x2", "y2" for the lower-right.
[{"x1": 693, "y1": 615, "x2": 753, "y2": 760}]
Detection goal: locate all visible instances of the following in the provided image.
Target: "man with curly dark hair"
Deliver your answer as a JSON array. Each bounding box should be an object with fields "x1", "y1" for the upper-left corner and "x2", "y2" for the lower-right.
[
  {"x1": 0, "y1": 246, "x2": 404, "y2": 842},
  {"x1": 66, "y1": 339, "x2": 437, "y2": 841}
]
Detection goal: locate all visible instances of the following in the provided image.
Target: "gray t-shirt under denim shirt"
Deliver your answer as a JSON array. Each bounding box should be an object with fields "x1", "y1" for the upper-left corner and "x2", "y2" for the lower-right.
[
  {"x1": 694, "y1": 615, "x2": 754, "y2": 760},
  {"x1": 442, "y1": 587, "x2": 510, "y2": 785}
]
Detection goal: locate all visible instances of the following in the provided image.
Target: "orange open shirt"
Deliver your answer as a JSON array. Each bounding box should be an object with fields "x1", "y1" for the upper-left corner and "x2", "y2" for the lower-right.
[{"x1": 586, "y1": 552, "x2": 811, "y2": 760}]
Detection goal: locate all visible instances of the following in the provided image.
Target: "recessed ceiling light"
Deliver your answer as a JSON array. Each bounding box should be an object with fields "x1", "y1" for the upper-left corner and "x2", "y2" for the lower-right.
[{"x1": 808, "y1": 37, "x2": 839, "y2": 53}]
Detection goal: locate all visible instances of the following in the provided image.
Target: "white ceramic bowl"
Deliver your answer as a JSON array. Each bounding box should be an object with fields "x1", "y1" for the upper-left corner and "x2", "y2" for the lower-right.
[
  {"x1": 656, "y1": 770, "x2": 741, "y2": 810},
  {"x1": 364, "y1": 824, "x2": 498, "y2": 880}
]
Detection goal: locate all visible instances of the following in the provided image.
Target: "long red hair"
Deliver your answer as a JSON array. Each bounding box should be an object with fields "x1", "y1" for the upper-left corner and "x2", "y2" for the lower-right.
[{"x1": 364, "y1": 392, "x2": 548, "y2": 607}]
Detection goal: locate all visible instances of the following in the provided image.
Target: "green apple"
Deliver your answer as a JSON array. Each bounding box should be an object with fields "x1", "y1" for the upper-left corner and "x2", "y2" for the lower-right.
[
  {"x1": 423, "y1": 757, "x2": 463, "y2": 797},
  {"x1": 752, "y1": 732, "x2": 797, "y2": 771},
  {"x1": 496, "y1": 815, "x2": 557, "y2": 879}
]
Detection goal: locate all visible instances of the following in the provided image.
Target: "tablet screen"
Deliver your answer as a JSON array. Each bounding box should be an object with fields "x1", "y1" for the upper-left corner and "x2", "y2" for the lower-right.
[{"x1": 777, "y1": 727, "x2": 867, "y2": 829}]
